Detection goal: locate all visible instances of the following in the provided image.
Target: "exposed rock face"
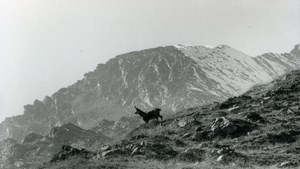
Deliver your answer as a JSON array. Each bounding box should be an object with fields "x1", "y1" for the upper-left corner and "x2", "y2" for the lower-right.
[
  {"x1": 1, "y1": 44, "x2": 299, "y2": 141},
  {"x1": 211, "y1": 117, "x2": 257, "y2": 138}
]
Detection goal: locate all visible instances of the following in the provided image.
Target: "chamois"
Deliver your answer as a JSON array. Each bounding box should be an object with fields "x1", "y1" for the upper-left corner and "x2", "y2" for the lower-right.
[{"x1": 134, "y1": 106, "x2": 163, "y2": 123}]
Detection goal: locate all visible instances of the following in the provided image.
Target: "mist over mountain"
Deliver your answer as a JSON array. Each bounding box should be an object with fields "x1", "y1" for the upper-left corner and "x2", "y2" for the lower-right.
[{"x1": 0, "y1": 44, "x2": 299, "y2": 142}]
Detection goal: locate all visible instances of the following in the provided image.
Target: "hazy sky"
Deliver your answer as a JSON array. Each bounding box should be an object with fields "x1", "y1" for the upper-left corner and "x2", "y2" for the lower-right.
[{"x1": 0, "y1": 0, "x2": 299, "y2": 122}]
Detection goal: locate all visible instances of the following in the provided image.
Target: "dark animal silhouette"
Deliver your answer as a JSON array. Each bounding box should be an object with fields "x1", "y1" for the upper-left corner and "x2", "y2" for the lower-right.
[{"x1": 134, "y1": 106, "x2": 163, "y2": 123}]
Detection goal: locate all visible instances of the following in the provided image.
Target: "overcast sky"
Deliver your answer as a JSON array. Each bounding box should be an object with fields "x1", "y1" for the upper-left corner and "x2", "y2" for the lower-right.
[{"x1": 0, "y1": 0, "x2": 299, "y2": 122}]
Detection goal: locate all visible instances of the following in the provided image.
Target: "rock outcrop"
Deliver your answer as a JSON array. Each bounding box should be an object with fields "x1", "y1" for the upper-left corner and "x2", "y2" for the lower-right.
[
  {"x1": 51, "y1": 145, "x2": 95, "y2": 162},
  {"x1": 211, "y1": 117, "x2": 257, "y2": 138},
  {"x1": 0, "y1": 123, "x2": 110, "y2": 169}
]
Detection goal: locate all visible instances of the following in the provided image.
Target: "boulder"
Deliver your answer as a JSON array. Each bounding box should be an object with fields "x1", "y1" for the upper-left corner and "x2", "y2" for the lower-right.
[
  {"x1": 211, "y1": 147, "x2": 235, "y2": 156},
  {"x1": 244, "y1": 112, "x2": 265, "y2": 123},
  {"x1": 14, "y1": 161, "x2": 24, "y2": 168},
  {"x1": 182, "y1": 133, "x2": 192, "y2": 138},
  {"x1": 101, "y1": 149, "x2": 125, "y2": 159},
  {"x1": 100, "y1": 145, "x2": 111, "y2": 151},
  {"x1": 178, "y1": 116, "x2": 200, "y2": 128},
  {"x1": 216, "y1": 155, "x2": 224, "y2": 162},
  {"x1": 131, "y1": 147, "x2": 140, "y2": 156},
  {"x1": 51, "y1": 145, "x2": 93, "y2": 162},
  {"x1": 211, "y1": 147, "x2": 245, "y2": 164},
  {"x1": 211, "y1": 117, "x2": 256, "y2": 138},
  {"x1": 140, "y1": 141, "x2": 145, "y2": 146}
]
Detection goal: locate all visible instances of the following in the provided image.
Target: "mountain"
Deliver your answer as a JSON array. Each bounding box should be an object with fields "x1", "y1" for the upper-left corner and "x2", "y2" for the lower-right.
[
  {"x1": 0, "y1": 44, "x2": 299, "y2": 141},
  {"x1": 42, "y1": 69, "x2": 300, "y2": 169}
]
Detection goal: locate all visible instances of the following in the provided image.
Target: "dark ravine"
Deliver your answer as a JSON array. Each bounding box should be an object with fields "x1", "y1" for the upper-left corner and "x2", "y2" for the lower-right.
[{"x1": 0, "y1": 44, "x2": 299, "y2": 142}]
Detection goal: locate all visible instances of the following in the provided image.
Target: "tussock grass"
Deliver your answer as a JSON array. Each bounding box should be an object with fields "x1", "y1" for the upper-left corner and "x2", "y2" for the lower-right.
[{"x1": 40, "y1": 156, "x2": 284, "y2": 169}]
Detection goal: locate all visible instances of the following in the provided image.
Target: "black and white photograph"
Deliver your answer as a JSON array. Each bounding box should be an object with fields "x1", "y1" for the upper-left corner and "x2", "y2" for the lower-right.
[{"x1": 0, "y1": 0, "x2": 299, "y2": 168}]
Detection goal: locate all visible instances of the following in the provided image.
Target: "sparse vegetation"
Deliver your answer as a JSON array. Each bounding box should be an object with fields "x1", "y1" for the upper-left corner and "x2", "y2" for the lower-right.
[
  {"x1": 2, "y1": 70, "x2": 300, "y2": 169},
  {"x1": 39, "y1": 156, "x2": 289, "y2": 169}
]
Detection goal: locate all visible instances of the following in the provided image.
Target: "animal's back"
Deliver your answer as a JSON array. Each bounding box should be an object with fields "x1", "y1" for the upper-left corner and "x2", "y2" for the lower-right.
[{"x1": 154, "y1": 108, "x2": 161, "y2": 114}]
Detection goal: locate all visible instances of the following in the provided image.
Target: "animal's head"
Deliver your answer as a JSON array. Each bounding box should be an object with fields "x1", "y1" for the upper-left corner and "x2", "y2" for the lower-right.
[{"x1": 134, "y1": 106, "x2": 141, "y2": 114}]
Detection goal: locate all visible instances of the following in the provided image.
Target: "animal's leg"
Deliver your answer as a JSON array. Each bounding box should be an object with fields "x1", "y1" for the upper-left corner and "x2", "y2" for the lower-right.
[{"x1": 159, "y1": 115, "x2": 163, "y2": 121}]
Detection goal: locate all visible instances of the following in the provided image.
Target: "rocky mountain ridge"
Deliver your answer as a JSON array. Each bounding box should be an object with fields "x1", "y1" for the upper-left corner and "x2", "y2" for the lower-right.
[
  {"x1": 42, "y1": 69, "x2": 300, "y2": 169},
  {"x1": 0, "y1": 44, "x2": 299, "y2": 141}
]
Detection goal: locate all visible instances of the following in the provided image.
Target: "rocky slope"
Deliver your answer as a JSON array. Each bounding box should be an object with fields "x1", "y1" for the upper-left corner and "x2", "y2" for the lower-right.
[
  {"x1": 91, "y1": 116, "x2": 142, "y2": 139},
  {"x1": 0, "y1": 123, "x2": 110, "y2": 169},
  {"x1": 0, "y1": 44, "x2": 299, "y2": 141},
  {"x1": 45, "y1": 69, "x2": 300, "y2": 169}
]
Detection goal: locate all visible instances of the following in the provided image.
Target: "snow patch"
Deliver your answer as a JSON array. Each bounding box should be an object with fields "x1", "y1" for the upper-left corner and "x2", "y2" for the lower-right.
[
  {"x1": 6, "y1": 128, "x2": 10, "y2": 138},
  {"x1": 77, "y1": 121, "x2": 82, "y2": 127},
  {"x1": 186, "y1": 83, "x2": 204, "y2": 92},
  {"x1": 55, "y1": 121, "x2": 62, "y2": 127},
  {"x1": 144, "y1": 94, "x2": 153, "y2": 107},
  {"x1": 71, "y1": 109, "x2": 76, "y2": 116},
  {"x1": 120, "y1": 67, "x2": 128, "y2": 88},
  {"x1": 153, "y1": 64, "x2": 159, "y2": 74}
]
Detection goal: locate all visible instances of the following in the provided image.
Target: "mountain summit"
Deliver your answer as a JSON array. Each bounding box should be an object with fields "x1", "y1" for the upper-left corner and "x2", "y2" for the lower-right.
[{"x1": 0, "y1": 44, "x2": 299, "y2": 141}]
